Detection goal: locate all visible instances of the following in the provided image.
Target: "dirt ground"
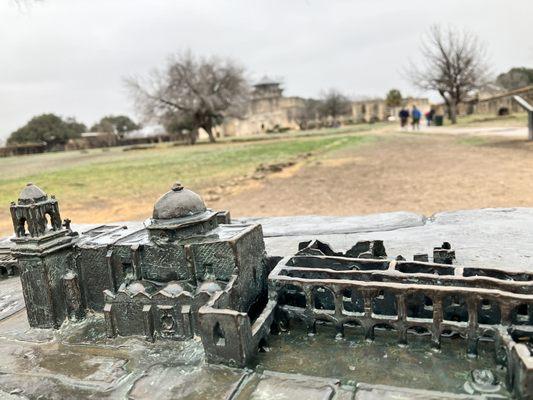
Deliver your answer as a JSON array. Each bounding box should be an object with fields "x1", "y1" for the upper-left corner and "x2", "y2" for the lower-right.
[
  {"x1": 2, "y1": 128, "x2": 533, "y2": 237},
  {"x1": 207, "y1": 132, "x2": 533, "y2": 218}
]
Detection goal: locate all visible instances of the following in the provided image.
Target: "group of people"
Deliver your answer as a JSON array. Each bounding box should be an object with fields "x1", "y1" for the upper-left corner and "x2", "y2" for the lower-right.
[{"x1": 398, "y1": 106, "x2": 436, "y2": 131}]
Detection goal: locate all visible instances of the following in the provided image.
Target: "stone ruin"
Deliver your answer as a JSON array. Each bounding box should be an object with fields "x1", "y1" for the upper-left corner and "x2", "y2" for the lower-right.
[{"x1": 1, "y1": 182, "x2": 533, "y2": 398}]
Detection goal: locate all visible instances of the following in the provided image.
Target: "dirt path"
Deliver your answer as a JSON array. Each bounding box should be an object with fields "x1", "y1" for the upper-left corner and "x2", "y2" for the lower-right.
[{"x1": 208, "y1": 133, "x2": 533, "y2": 218}]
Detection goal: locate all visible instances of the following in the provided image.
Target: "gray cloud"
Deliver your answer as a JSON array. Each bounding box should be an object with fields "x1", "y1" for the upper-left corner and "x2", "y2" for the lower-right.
[{"x1": 0, "y1": 0, "x2": 532, "y2": 140}]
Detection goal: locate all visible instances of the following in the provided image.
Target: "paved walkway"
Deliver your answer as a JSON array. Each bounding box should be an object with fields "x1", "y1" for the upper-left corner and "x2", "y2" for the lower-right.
[{"x1": 400, "y1": 125, "x2": 528, "y2": 138}]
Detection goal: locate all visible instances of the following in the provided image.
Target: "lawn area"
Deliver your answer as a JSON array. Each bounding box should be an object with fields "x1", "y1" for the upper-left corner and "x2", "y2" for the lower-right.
[
  {"x1": 0, "y1": 125, "x2": 380, "y2": 236},
  {"x1": 455, "y1": 112, "x2": 528, "y2": 127}
]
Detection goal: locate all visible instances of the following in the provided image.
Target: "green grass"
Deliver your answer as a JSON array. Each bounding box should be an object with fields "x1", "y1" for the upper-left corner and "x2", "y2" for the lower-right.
[
  {"x1": 455, "y1": 112, "x2": 528, "y2": 127},
  {"x1": 0, "y1": 129, "x2": 376, "y2": 209}
]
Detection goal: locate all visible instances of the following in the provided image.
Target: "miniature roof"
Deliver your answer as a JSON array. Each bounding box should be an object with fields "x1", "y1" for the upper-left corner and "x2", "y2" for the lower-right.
[
  {"x1": 159, "y1": 281, "x2": 185, "y2": 297},
  {"x1": 196, "y1": 281, "x2": 222, "y2": 295},
  {"x1": 18, "y1": 183, "x2": 47, "y2": 204},
  {"x1": 115, "y1": 280, "x2": 193, "y2": 300},
  {"x1": 122, "y1": 281, "x2": 157, "y2": 297},
  {"x1": 152, "y1": 182, "x2": 207, "y2": 220}
]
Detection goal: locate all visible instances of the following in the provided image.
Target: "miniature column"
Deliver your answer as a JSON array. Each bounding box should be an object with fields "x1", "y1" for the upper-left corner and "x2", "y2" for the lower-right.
[
  {"x1": 334, "y1": 286, "x2": 344, "y2": 338},
  {"x1": 363, "y1": 290, "x2": 375, "y2": 341},
  {"x1": 397, "y1": 293, "x2": 407, "y2": 345},
  {"x1": 466, "y1": 296, "x2": 478, "y2": 356},
  {"x1": 304, "y1": 285, "x2": 316, "y2": 334},
  {"x1": 63, "y1": 270, "x2": 85, "y2": 321},
  {"x1": 431, "y1": 296, "x2": 443, "y2": 349}
]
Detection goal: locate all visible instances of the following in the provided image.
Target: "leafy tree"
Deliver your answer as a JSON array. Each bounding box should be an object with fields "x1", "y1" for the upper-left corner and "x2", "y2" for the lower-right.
[
  {"x1": 496, "y1": 68, "x2": 533, "y2": 91},
  {"x1": 407, "y1": 25, "x2": 489, "y2": 124},
  {"x1": 127, "y1": 51, "x2": 249, "y2": 143},
  {"x1": 319, "y1": 89, "x2": 351, "y2": 122},
  {"x1": 90, "y1": 115, "x2": 140, "y2": 137},
  {"x1": 8, "y1": 114, "x2": 86, "y2": 147},
  {"x1": 385, "y1": 89, "x2": 403, "y2": 107}
]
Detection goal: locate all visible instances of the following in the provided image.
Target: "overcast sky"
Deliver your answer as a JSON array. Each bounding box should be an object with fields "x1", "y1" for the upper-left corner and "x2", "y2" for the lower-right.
[{"x1": 0, "y1": 0, "x2": 532, "y2": 141}]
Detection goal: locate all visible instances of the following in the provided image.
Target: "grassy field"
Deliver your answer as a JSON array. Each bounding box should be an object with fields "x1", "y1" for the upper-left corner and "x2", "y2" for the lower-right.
[
  {"x1": 455, "y1": 112, "x2": 528, "y2": 127},
  {"x1": 0, "y1": 112, "x2": 529, "y2": 237},
  {"x1": 0, "y1": 124, "x2": 380, "y2": 235}
]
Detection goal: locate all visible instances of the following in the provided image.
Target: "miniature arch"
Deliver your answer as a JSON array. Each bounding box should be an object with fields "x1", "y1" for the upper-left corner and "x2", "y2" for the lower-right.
[
  {"x1": 406, "y1": 292, "x2": 433, "y2": 319},
  {"x1": 341, "y1": 288, "x2": 364, "y2": 314},
  {"x1": 442, "y1": 294, "x2": 469, "y2": 322},
  {"x1": 278, "y1": 284, "x2": 306, "y2": 308},
  {"x1": 477, "y1": 298, "x2": 501, "y2": 325},
  {"x1": 312, "y1": 286, "x2": 335, "y2": 311},
  {"x1": 371, "y1": 289, "x2": 397, "y2": 316},
  {"x1": 213, "y1": 321, "x2": 226, "y2": 347},
  {"x1": 16, "y1": 217, "x2": 29, "y2": 237}
]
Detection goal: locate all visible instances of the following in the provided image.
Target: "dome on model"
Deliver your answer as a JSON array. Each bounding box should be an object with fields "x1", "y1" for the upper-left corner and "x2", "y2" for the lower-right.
[
  {"x1": 18, "y1": 183, "x2": 47, "y2": 204},
  {"x1": 152, "y1": 182, "x2": 207, "y2": 220}
]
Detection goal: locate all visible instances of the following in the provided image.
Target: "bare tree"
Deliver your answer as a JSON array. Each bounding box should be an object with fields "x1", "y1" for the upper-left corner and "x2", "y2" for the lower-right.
[
  {"x1": 319, "y1": 89, "x2": 352, "y2": 124},
  {"x1": 126, "y1": 51, "x2": 250, "y2": 143},
  {"x1": 408, "y1": 25, "x2": 489, "y2": 124},
  {"x1": 293, "y1": 99, "x2": 321, "y2": 130}
]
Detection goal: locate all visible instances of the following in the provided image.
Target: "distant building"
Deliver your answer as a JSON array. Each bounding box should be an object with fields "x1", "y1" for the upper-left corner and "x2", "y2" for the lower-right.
[
  {"x1": 122, "y1": 125, "x2": 171, "y2": 145},
  {"x1": 65, "y1": 126, "x2": 173, "y2": 150},
  {"x1": 0, "y1": 142, "x2": 47, "y2": 158},
  {"x1": 460, "y1": 85, "x2": 533, "y2": 116},
  {"x1": 65, "y1": 131, "x2": 118, "y2": 150},
  {"x1": 221, "y1": 77, "x2": 307, "y2": 137},
  {"x1": 351, "y1": 97, "x2": 431, "y2": 123},
  {"x1": 220, "y1": 77, "x2": 431, "y2": 136}
]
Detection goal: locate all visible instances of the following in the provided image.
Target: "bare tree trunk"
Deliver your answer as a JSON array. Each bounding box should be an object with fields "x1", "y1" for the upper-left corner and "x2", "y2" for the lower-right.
[
  {"x1": 449, "y1": 99, "x2": 458, "y2": 124},
  {"x1": 203, "y1": 125, "x2": 216, "y2": 143},
  {"x1": 439, "y1": 90, "x2": 458, "y2": 124},
  {"x1": 189, "y1": 128, "x2": 198, "y2": 145}
]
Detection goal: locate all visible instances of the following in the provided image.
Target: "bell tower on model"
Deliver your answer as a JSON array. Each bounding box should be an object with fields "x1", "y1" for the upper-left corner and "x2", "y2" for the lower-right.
[{"x1": 10, "y1": 183, "x2": 81, "y2": 328}]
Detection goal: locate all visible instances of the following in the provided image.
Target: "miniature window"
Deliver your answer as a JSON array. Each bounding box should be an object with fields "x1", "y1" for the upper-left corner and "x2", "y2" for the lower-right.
[
  {"x1": 372, "y1": 290, "x2": 397, "y2": 316},
  {"x1": 160, "y1": 314, "x2": 175, "y2": 332},
  {"x1": 406, "y1": 293, "x2": 433, "y2": 319},
  {"x1": 278, "y1": 284, "x2": 306, "y2": 308},
  {"x1": 122, "y1": 261, "x2": 133, "y2": 279},
  {"x1": 17, "y1": 218, "x2": 28, "y2": 237},
  {"x1": 443, "y1": 295, "x2": 469, "y2": 322},
  {"x1": 313, "y1": 286, "x2": 335, "y2": 311},
  {"x1": 213, "y1": 322, "x2": 226, "y2": 346},
  {"x1": 44, "y1": 212, "x2": 53, "y2": 231},
  {"x1": 478, "y1": 299, "x2": 501, "y2": 325},
  {"x1": 512, "y1": 304, "x2": 530, "y2": 325},
  {"x1": 342, "y1": 288, "x2": 364, "y2": 314}
]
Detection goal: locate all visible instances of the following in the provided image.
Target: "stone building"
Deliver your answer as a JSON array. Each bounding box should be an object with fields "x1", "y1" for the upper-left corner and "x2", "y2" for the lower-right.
[
  {"x1": 220, "y1": 81, "x2": 432, "y2": 137},
  {"x1": 220, "y1": 77, "x2": 307, "y2": 137},
  {"x1": 350, "y1": 97, "x2": 431, "y2": 123},
  {"x1": 461, "y1": 85, "x2": 533, "y2": 116}
]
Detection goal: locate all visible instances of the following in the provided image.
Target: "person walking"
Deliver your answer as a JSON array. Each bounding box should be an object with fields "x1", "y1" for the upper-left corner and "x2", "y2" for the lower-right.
[
  {"x1": 399, "y1": 108, "x2": 409, "y2": 131},
  {"x1": 411, "y1": 105, "x2": 421, "y2": 131},
  {"x1": 425, "y1": 108, "x2": 435, "y2": 127}
]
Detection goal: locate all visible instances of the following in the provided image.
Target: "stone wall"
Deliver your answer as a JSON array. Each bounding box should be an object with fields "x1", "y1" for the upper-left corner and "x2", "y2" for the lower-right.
[{"x1": 461, "y1": 85, "x2": 533, "y2": 116}]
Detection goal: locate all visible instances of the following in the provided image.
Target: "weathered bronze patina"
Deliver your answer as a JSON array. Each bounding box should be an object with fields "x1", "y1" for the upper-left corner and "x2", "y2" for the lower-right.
[{"x1": 1, "y1": 183, "x2": 532, "y2": 398}]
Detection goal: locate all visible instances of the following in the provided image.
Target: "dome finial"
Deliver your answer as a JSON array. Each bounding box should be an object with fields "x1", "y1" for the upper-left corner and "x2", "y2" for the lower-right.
[
  {"x1": 152, "y1": 182, "x2": 207, "y2": 220},
  {"x1": 171, "y1": 182, "x2": 184, "y2": 192}
]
